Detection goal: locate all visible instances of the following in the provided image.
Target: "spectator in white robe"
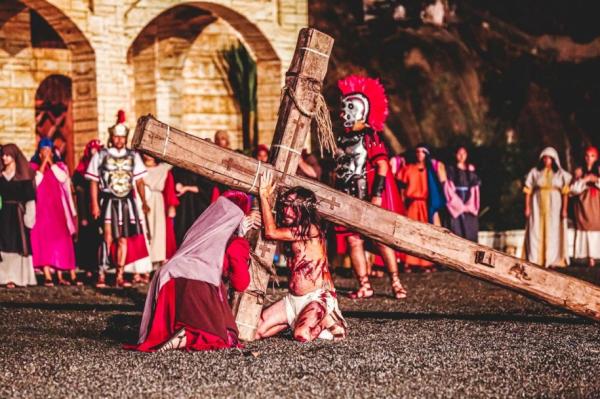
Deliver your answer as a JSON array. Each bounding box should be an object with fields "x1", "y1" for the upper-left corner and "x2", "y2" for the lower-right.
[{"x1": 523, "y1": 147, "x2": 572, "y2": 268}]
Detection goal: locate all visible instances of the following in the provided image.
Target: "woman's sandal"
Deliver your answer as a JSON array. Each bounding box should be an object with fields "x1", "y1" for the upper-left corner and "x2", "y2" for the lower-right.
[
  {"x1": 132, "y1": 274, "x2": 143, "y2": 285},
  {"x1": 115, "y1": 270, "x2": 132, "y2": 288},
  {"x1": 57, "y1": 279, "x2": 71, "y2": 286},
  {"x1": 157, "y1": 328, "x2": 187, "y2": 352},
  {"x1": 44, "y1": 279, "x2": 55, "y2": 287},
  {"x1": 95, "y1": 276, "x2": 107, "y2": 288},
  {"x1": 6, "y1": 282, "x2": 16, "y2": 289},
  {"x1": 390, "y1": 272, "x2": 407, "y2": 299},
  {"x1": 116, "y1": 278, "x2": 132, "y2": 288},
  {"x1": 348, "y1": 275, "x2": 374, "y2": 299}
]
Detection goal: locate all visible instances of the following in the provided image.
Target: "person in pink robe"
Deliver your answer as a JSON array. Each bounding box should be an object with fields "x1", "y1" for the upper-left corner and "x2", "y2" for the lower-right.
[
  {"x1": 443, "y1": 146, "x2": 480, "y2": 242},
  {"x1": 30, "y1": 138, "x2": 78, "y2": 286}
]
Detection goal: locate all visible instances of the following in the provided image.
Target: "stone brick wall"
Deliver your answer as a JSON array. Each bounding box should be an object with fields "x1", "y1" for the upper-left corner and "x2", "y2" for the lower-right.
[
  {"x1": 0, "y1": 0, "x2": 307, "y2": 161},
  {"x1": 181, "y1": 19, "x2": 243, "y2": 148},
  {"x1": 0, "y1": 2, "x2": 72, "y2": 157}
]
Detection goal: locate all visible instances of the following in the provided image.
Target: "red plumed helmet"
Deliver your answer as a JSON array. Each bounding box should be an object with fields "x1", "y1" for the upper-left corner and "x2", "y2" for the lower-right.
[
  {"x1": 109, "y1": 110, "x2": 129, "y2": 137},
  {"x1": 116, "y1": 109, "x2": 126, "y2": 124},
  {"x1": 338, "y1": 75, "x2": 389, "y2": 131}
]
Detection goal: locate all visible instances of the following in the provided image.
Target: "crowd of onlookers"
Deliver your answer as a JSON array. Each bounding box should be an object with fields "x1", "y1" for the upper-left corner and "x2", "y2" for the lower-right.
[{"x1": 1, "y1": 126, "x2": 599, "y2": 288}]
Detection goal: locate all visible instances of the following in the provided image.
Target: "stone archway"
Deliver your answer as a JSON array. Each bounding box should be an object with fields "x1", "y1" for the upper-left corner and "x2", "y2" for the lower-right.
[
  {"x1": 127, "y1": 1, "x2": 281, "y2": 148},
  {"x1": 17, "y1": 0, "x2": 97, "y2": 159},
  {"x1": 35, "y1": 74, "x2": 73, "y2": 168}
]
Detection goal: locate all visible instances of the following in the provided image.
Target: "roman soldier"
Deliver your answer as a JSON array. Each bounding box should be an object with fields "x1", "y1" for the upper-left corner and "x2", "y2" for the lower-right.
[
  {"x1": 86, "y1": 110, "x2": 149, "y2": 287},
  {"x1": 334, "y1": 75, "x2": 407, "y2": 299}
]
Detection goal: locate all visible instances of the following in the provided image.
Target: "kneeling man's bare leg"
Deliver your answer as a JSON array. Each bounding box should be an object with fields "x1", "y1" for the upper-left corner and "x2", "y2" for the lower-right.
[
  {"x1": 255, "y1": 299, "x2": 288, "y2": 340},
  {"x1": 293, "y1": 302, "x2": 328, "y2": 342}
]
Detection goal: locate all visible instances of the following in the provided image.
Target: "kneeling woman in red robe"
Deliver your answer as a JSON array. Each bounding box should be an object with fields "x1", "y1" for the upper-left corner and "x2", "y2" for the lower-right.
[{"x1": 128, "y1": 190, "x2": 253, "y2": 352}]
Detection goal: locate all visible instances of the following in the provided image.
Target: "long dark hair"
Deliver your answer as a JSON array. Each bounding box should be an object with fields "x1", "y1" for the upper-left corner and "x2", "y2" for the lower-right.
[
  {"x1": 2, "y1": 143, "x2": 36, "y2": 181},
  {"x1": 275, "y1": 186, "x2": 319, "y2": 239},
  {"x1": 536, "y1": 157, "x2": 559, "y2": 173}
]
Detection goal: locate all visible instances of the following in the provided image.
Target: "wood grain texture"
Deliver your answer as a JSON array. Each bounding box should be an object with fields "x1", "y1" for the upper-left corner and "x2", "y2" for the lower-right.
[
  {"x1": 133, "y1": 114, "x2": 600, "y2": 323},
  {"x1": 231, "y1": 28, "x2": 334, "y2": 341}
]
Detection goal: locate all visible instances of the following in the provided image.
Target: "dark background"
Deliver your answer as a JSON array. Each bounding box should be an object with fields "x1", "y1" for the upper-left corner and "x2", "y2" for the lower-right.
[{"x1": 310, "y1": 0, "x2": 600, "y2": 229}]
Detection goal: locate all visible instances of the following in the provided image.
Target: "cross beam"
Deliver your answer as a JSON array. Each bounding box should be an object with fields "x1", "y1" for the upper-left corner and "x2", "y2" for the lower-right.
[{"x1": 133, "y1": 114, "x2": 600, "y2": 325}]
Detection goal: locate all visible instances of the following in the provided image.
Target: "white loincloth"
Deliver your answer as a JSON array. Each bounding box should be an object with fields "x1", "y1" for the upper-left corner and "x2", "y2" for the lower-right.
[{"x1": 283, "y1": 289, "x2": 346, "y2": 340}]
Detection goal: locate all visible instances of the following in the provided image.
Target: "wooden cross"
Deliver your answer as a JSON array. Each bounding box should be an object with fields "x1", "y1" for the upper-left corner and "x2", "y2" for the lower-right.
[{"x1": 133, "y1": 28, "x2": 600, "y2": 341}]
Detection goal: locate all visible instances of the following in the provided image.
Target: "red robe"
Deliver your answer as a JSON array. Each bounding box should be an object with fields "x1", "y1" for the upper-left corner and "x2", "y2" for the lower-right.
[
  {"x1": 127, "y1": 237, "x2": 250, "y2": 352},
  {"x1": 163, "y1": 171, "x2": 179, "y2": 259}
]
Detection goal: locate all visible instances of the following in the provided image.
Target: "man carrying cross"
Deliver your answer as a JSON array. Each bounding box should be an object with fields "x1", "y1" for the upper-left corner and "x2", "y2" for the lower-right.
[
  {"x1": 254, "y1": 170, "x2": 347, "y2": 342},
  {"x1": 132, "y1": 28, "x2": 600, "y2": 339}
]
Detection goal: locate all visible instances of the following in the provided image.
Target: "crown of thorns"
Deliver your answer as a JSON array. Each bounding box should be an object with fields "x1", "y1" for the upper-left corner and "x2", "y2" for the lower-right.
[{"x1": 277, "y1": 190, "x2": 318, "y2": 210}]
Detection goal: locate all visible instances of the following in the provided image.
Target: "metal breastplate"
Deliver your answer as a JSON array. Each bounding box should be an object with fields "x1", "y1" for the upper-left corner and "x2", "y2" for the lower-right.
[
  {"x1": 100, "y1": 150, "x2": 135, "y2": 198},
  {"x1": 335, "y1": 133, "x2": 368, "y2": 199}
]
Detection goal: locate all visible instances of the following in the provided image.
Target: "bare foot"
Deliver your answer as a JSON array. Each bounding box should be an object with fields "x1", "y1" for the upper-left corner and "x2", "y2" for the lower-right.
[
  {"x1": 58, "y1": 279, "x2": 71, "y2": 286},
  {"x1": 116, "y1": 276, "x2": 132, "y2": 288}
]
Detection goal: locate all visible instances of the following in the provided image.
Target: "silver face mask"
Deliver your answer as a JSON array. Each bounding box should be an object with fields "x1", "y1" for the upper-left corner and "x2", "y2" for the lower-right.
[{"x1": 341, "y1": 94, "x2": 370, "y2": 129}]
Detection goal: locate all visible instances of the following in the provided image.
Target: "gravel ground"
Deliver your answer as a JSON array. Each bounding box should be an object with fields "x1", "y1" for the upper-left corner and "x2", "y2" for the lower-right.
[{"x1": 1, "y1": 268, "x2": 600, "y2": 398}]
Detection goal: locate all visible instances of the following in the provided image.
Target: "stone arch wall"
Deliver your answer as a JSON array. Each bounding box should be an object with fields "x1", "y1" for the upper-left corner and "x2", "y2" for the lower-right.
[
  {"x1": 181, "y1": 18, "x2": 243, "y2": 148},
  {"x1": 1, "y1": 0, "x2": 306, "y2": 159},
  {"x1": 127, "y1": 5, "x2": 216, "y2": 131},
  {"x1": 124, "y1": 0, "x2": 306, "y2": 144},
  {"x1": 34, "y1": 73, "x2": 74, "y2": 167},
  {"x1": 9, "y1": 0, "x2": 97, "y2": 159}
]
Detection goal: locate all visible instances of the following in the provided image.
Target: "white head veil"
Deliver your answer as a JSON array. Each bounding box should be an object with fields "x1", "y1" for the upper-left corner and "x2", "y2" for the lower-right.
[
  {"x1": 138, "y1": 196, "x2": 245, "y2": 342},
  {"x1": 539, "y1": 147, "x2": 563, "y2": 169}
]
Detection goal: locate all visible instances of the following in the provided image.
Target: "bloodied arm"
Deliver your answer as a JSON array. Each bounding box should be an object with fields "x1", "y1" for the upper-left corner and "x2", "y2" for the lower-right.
[{"x1": 258, "y1": 169, "x2": 298, "y2": 241}]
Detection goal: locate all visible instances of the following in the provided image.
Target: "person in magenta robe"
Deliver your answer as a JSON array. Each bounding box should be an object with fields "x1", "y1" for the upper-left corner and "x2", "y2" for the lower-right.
[
  {"x1": 30, "y1": 138, "x2": 78, "y2": 286},
  {"x1": 128, "y1": 191, "x2": 254, "y2": 352}
]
